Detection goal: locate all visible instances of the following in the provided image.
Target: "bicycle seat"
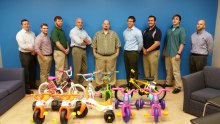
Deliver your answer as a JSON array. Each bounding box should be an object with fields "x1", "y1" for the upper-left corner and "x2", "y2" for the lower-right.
[
  {"x1": 48, "y1": 76, "x2": 59, "y2": 81},
  {"x1": 97, "y1": 99, "x2": 112, "y2": 106}
]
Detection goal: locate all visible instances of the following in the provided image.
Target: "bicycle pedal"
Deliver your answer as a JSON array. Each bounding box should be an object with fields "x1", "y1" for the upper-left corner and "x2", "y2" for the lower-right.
[
  {"x1": 144, "y1": 113, "x2": 150, "y2": 118},
  {"x1": 43, "y1": 111, "x2": 48, "y2": 115},
  {"x1": 116, "y1": 112, "x2": 122, "y2": 117},
  {"x1": 71, "y1": 112, "x2": 76, "y2": 116},
  {"x1": 52, "y1": 118, "x2": 58, "y2": 122},
  {"x1": 163, "y1": 110, "x2": 169, "y2": 116}
]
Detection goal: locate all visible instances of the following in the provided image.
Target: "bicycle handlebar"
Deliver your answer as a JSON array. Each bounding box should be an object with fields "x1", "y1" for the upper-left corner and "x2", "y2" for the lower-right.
[
  {"x1": 77, "y1": 70, "x2": 101, "y2": 79},
  {"x1": 112, "y1": 88, "x2": 137, "y2": 94},
  {"x1": 58, "y1": 66, "x2": 72, "y2": 77},
  {"x1": 143, "y1": 88, "x2": 170, "y2": 95}
]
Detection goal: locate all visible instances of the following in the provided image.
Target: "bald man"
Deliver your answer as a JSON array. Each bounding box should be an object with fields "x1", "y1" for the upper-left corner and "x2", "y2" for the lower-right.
[
  {"x1": 69, "y1": 18, "x2": 92, "y2": 85},
  {"x1": 91, "y1": 20, "x2": 121, "y2": 91},
  {"x1": 190, "y1": 20, "x2": 213, "y2": 73}
]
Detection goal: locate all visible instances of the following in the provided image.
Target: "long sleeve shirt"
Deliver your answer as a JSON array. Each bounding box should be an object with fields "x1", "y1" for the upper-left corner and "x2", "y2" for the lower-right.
[
  {"x1": 35, "y1": 33, "x2": 52, "y2": 55},
  {"x1": 16, "y1": 29, "x2": 35, "y2": 52},
  {"x1": 191, "y1": 30, "x2": 213, "y2": 55},
  {"x1": 123, "y1": 26, "x2": 143, "y2": 52},
  {"x1": 69, "y1": 26, "x2": 92, "y2": 48}
]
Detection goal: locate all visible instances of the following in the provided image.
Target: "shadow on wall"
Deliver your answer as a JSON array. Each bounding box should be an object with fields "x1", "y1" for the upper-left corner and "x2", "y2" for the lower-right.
[{"x1": 0, "y1": 46, "x2": 2, "y2": 68}]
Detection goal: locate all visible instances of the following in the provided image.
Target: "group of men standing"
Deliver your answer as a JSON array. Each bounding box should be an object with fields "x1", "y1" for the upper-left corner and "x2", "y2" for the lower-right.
[{"x1": 16, "y1": 14, "x2": 213, "y2": 94}]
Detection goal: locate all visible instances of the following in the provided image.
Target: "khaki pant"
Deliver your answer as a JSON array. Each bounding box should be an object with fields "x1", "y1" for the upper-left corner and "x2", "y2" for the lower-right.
[
  {"x1": 37, "y1": 55, "x2": 52, "y2": 83},
  {"x1": 95, "y1": 53, "x2": 117, "y2": 85},
  {"x1": 143, "y1": 50, "x2": 160, "y2": 82},
  {"x1": 54, "y1": 50, "x2": 68, "y2": 83},
  {"x1": 165, "y1": 56, "x2": 182, "y2": 88},
  {"x1": 72, "y1": 47, "x2": 88, "y2": 84}
]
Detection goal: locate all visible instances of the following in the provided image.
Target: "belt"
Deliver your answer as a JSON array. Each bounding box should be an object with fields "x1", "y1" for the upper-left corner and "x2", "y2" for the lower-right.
[
  {"x1": 191, "y1": 53, "x2": 208, "y2": 56},
  {"x1": 124, "y1": 50, "x2": 138, "y2": 52},
  {"x1": 97, "y1": 53, "x2": 115, "y2": 56},
  {"x1": 73, "y1": 46, "x2": 86, "y2": 50},
  {"x1": 44, "y1": 54, "x2": 52, "y2": 56}
]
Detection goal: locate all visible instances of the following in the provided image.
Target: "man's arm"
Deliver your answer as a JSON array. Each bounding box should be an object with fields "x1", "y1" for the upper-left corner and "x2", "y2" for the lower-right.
[
  {"x1": 69, "y1": 29, "x2": 84, "y2": 45},
  {"x1": 16, "y1": 33, "x2": 34, "y2": 52}
]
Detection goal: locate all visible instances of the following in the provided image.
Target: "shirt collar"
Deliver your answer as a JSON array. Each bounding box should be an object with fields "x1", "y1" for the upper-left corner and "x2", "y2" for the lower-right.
[
  {"x1": 101, "y1": 30, "x2": 110, "y2": 34},
  {"x1": 75, "y1": 26, "x2": 83, "y2": 31},
  {"x1": 127, "y1": 26, "x2": 135, "y2": 31},
  {"x1": 197, "y1": 29, "x2": 205, "y2": 34},
  {"x1": 148, "y1": 25, "x2": 157, "y2": 31},
  {"x1": 171, "y1": 25, "x2": 180, "y2": 29},
  {"x1": 40, "y1": 32, "x2": 47, "y2": 37},
  {"x1": 22, "y1": 28, "x2": 30, "y2": 33}
]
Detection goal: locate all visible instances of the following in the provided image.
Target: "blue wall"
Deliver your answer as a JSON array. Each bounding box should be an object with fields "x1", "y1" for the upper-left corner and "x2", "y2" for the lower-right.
[{"x1": 0, "y1": 0, "x2": 218, "y2": 80}]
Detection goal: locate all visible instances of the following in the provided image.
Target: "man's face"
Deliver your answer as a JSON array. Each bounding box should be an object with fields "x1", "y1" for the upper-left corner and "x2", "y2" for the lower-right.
[
  {"x1": 76, "y1": 19, "x2": 83, "y2": 29},
  {"x1": 172, "y1": 16, "x2": 180, "y2": 26},
  {"x1": 55, "y1": 19, "x2": 63, "y2": 28},
  {"x1": 196, "y1": 20, "x2": 205, "y2": 31},
  {"x1": 128, "y1": 18, "x2": 135, "y2": 28},
  {"x1": 41, "y1": 25, "x2": 48, "y2": 34},
  {"x1": 22, "y1": 21, "x2": 30, "y2": 31},
  {"x1": 102, "y1": 20, "x2": 110, "y2": 30},
  {"x1": 148, "y1": 17, "x2": 156, "y2": 28}
]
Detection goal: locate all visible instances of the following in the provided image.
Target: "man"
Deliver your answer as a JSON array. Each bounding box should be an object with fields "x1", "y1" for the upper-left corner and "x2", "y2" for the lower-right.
[
  {"x1": 164, "y1": 14, "x2": 186, "y2": 94},
  {"x1": 16, "y1": 19, "x2": 37, "y2": 94},
  {"x1": 142, "y1": 15, "x2": 162, "y2": 82},
  {"x1": 35, "y1": 23, "x2": 52, "y2": 83},
  {"x1": 190, "y1": 20, "x2": 213, "y2": 73},
  {"x1": 91, "y1": 20, "x2": 121, "y2": 91},
  {"x1": 123, "y1": 16, "x2": 143, "y2": 89},
  {"x1": 69, "y1": 18, "x2": 92, "y2": 85},
  {"x1": 51, "y1": 16, "x2": 69, "y2": 83}
]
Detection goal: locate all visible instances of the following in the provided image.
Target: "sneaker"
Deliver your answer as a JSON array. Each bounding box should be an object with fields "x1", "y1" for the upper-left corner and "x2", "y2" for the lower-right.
[
  {"x1": 95, "y1": 85, "x2": 102, "y2": 91},
  {"x1": 172, "y1": 88, "x2": 181, "y2": 94}
]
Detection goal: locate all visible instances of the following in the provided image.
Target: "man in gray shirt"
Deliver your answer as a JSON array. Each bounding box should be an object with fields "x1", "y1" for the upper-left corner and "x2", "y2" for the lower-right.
[{"x1": 190, "y1": 20, "x2": 213, "y2": 73}]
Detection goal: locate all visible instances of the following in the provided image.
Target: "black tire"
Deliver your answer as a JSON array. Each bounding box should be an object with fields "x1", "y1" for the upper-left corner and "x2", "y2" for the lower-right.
[
  {"x1": 60, "y1": 109, "x2": 68, "y2": 124},
  {"x1": 155, "y1": 84, "x2": 167, "y2": 101},
  {"x1": 33, "y1": 109, "x2": 45, "y2": 124},
  {"x1": 51, "y1": 100, "x2": 62, "y2": 111},
  {"x1": 114, "y1": 84, "x2": 133, "y2": 102},
  {"x1": 32, "y1": 101, "x2": 36, "y2": 111},
  {"x1": 74, "y1": 101, "x2": 88, "y2": 118},
  {"x1": 105, "y1": 92, "x2": 111, "y2": 101},
  {"x1": 104, "y1": 110, "x2": 115, "y2": 123}
]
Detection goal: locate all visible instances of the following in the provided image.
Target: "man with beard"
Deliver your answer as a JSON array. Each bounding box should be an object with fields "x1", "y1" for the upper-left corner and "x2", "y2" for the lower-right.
[
  {"x1": 91, "y1": 20, "x2": 121, "y2": 91},
  {"x1": 190, "y1": 20, "x2": 213, "y2": 73},
  {"x1": 142, "y1": 15, "x2": 161, "y2": 82},
  {"x1": 51, "y1": 16, "x2": 69, "y2": 84}
]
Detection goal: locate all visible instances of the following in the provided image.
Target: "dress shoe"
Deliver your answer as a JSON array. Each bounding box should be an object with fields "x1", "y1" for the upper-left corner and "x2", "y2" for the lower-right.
[
  {"x1": 26, "y1": 90, "x2": 34, "y2": 94},
  {"x1": 172, "y1": 88, "x2": 181, "y2": 94},
  {"x1": 95, "y1": 85, "x2": 102, "y2": 91},
  {"x1": 30, "y1": 85, "x2": 38, "y2": 89},
  {"x1": 162, "y1": 83, "x2": 173, "y2": 88}
]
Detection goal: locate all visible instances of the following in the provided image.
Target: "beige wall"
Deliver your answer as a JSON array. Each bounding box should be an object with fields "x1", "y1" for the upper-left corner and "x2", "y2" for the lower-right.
[{"x1": 212, "y1": 0, "x2": 220, "y2": 67}]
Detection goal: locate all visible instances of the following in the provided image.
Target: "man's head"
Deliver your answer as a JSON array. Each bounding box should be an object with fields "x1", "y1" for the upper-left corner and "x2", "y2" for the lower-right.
[
  {"x1": 102, "y1": 20, "x2": 110, "y2": 31},
  {"x1": 40, "y1": 23, "x2": 48, "y2": 35},
  {"x1": 21, "y1": 19, "x2": 29, "y2": 31},
  {"x1": 75, "y1": 18, "x2": 83, "y2": 29},
  {"x1": 127, "y1": 16, "x2": 136, "y2": 28},
  {"x1": 172, "y1": 14, "x2": 181, "y2": 26},
  {"x1": 54, "y1": 16, "x2": 63, "y2": 28},
  {"x1": 197, "y1": 20, "x2": 206, "y2": 32},
  {"x1": 148, "y1": 15, "x2": 156, "y2": 28}
]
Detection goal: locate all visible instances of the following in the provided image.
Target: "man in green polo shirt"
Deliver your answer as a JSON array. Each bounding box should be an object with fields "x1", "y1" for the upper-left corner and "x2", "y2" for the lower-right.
[
  {"x1": 51, "y1": 16, "x2": 69, "y2": 83},
  {"x1": 164, "y1": 14, "x2": 186, "y2": 94}
]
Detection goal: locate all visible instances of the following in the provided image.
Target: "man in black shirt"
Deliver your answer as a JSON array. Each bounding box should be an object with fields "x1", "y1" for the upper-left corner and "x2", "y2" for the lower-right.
[{"x1": 142, "y1": 15, "x2": 162, "y2": 82}]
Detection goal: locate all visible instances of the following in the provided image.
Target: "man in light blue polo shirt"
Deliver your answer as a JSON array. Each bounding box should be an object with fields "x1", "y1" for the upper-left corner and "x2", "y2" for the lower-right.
[{"x1": 123, "y1": 16, "x2": 143, "y2": 89}]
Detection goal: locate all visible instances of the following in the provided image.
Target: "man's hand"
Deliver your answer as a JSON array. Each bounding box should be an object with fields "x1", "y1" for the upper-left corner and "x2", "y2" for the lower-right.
[
  {"x1": 175, "y1": 54, "x2": 180, "y2": 61},
  {"x1": 143, "y1": 48, "x2": 147, "y2": 55}
]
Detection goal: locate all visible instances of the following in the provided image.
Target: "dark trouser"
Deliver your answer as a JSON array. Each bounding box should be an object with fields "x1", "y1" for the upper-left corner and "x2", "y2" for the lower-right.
[
  {"x1": 124, "y1": 51, "x2": 139, "y2": 89},
  {"x1": 190, "y1": 53, "x2": 207, "y2": 74},
  {"x1": 19, "y1": 52, "x2": 36, "y2": 91}
]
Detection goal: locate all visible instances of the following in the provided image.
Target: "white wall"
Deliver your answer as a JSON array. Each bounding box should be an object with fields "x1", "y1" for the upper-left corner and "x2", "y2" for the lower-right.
[{"x1": 212, "y1": 0, "x2": 220, "y2": 67}]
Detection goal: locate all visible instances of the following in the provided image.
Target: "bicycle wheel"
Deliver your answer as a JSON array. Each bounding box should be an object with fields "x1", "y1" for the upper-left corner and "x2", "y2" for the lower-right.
[
  {"x1": 104, "y1": 110, "x2": 115, "y2": 123},
  {"x1": 38, "y1": 82, "x2": 49, "y2": 94},
  {"x1": 68, "y1": 84, "x2": 85, "y2": 99},
  {"x1": 60, "y1": 109, "x2": 68, "y2": 124},
  {"x1": 33, "y1": 109, "x2": 45, "y2": 124},
  {"x1": 154, "y1": 107, "x2": 159, "y2": 122},
  {"x1": 123, "y1": 107, "x2": 131, "y2": 123},
  {"x1": 114, "y1": 84, "x2": 133, "y2": 102},
  {"x1": 74, "y1": 101, "x2": 88, "y2": 118},
  {"x1": 155, "y1": 84, "x2": 166, "y2": 101}
]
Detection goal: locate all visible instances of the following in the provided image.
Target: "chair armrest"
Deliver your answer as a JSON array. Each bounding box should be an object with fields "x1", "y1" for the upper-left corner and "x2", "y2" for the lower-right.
[
  {"x1": 182, "y1": 71, "x2": 205, "y2": 113},
  {"x1": 0, "y1": 68, "x2": 24, "y2": 81}
]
